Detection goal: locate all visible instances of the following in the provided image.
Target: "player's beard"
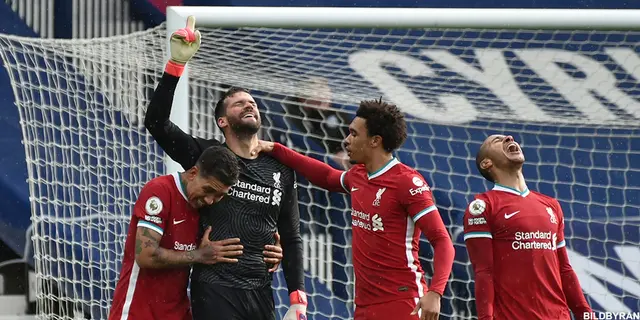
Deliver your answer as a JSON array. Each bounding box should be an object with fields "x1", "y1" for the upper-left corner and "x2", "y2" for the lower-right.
[{"x1": 228, "y1": 115, "x2": 261, "y2": 138}]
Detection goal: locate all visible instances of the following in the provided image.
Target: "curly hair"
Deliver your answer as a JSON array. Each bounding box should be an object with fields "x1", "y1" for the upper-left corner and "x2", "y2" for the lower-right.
[{"x1": 355, "y1": 98, "x2": 407, "y2": 153}]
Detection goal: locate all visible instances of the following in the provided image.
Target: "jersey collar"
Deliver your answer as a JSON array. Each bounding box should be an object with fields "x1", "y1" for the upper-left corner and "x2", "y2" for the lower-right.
[
  {"x1": 493, "y1": 183, "x2": 530, "y2": 197},
  {"x1": 172, "y1": 172, "x2": 189, "y2": 201},
  {"x1": 368, "y1": 157, "x2": 400, "y2": 180}
]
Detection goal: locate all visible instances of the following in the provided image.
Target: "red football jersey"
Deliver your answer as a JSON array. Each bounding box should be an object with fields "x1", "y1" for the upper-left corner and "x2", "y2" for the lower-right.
[
  {"x1": 339, "y1": 158, "x2": 438, "y2": 307},
  {"x1": 109, "y1": 173, "x2": 199, "y2": 320},
  {"x1": 463, "y1": 184, "x2": 570, "y2": 320}
]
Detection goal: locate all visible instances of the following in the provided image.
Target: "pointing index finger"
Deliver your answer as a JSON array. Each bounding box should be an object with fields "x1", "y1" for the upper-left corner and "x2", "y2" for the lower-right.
[{"x1": 186, "y1": 15, "x2": 196, "y2": 30}]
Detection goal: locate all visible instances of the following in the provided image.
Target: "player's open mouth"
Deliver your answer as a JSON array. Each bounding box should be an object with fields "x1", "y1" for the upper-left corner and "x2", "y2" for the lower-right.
[
  {"x1": 506, "y1": 142, "x2": 520, "y2": 154},
  {"x1": 242, "y1": 113, "x2": 255, "y2": 119}
]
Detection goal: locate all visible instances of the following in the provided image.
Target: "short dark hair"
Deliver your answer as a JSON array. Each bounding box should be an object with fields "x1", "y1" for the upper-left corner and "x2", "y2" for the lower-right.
[
  {"x1": 214, "y1": 87, "x2": 251, "y2": 127},
  {"x1": 355, "y1": 98, "x2": 407, "y2": 153},
  {"x1": 475, "y1": 144, "x2": 494, "y2": 183},
  {"x1": 196, "y1": 145, "x2": 240, "y2": 186}
]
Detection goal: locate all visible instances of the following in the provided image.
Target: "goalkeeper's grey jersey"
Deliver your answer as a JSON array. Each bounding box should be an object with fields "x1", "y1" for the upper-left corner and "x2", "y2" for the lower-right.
[
  {"x1": 144, "y1": 73, "x2": 304, "y2": 292},
  {"x1": 192, "y1": 153, "x2": 299, "y2": 288}
]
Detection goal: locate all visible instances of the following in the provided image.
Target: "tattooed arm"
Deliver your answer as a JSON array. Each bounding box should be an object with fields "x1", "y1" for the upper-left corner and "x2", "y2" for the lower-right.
[
  {"x1": 135, "y1": 227, "x2": 198, "y2": 268},
  {"x1": 134, "y1": 226, "x2": 245, "y2": 269}
]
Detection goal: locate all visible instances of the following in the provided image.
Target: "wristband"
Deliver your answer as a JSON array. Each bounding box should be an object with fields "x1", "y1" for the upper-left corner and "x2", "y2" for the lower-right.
[
  {"x1": 165, "y1": 60, "x2": 186, "y2": 77},
  {"x1": 289, "y1": 290, "x2": 307, "y2": 306}
]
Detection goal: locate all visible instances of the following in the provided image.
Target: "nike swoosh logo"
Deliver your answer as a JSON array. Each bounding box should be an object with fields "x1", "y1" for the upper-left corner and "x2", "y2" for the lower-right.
[
  {"x1": 504, "y1": 211, "x2": 520, "y2": 219},
  {"x1": 351, "y1": 187, "x2": 358, "y2": 192},
  {"x1": 173, "y1": 219, "x2": 186, "y2": 225}
]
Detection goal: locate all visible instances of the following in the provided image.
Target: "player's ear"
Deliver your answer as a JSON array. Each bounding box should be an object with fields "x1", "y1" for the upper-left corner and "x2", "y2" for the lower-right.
[
  {"x1": 187, "y1": 166, "x2": 199, "y2": 180},
  {"x1": 480, "y1": 158, "x2": 492, "y2": 171},
  {"x1": 370, "y1": 135, "x2": 382, "y2": 148},
  {"x1": 217, "y1": 116, "x2": 228, "y2": 129}
]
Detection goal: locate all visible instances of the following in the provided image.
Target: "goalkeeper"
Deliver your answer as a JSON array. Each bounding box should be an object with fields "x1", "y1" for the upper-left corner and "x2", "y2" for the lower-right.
[{"x1": 144, "y1": 16, "x2": 307, "y2": 320}]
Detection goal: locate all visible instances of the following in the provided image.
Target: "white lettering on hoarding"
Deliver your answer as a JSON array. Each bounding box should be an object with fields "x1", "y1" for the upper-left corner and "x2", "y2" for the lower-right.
[
  {"x1": 348, "y1": 50, "x2": 478, "y2": 124},
  {"x1": 421, "y1": 49, "x2": 552, "y2": 122},
  {"x1": 567, "y1": 245, "x2": 640, "y2": 313},
  {"x1": 348, "y1": 48, "x2": 640, "y2": 125}
]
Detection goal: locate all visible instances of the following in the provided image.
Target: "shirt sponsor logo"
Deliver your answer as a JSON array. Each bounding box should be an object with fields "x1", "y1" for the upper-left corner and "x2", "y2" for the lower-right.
[
  {"x1": 174, "y1": 241, "x2": 196, "y2": 251},
  {"x1": 409, "y1": 176, "x2": 430, "y2": 196},
  {"x1": 228, "y1": 180, "x2": 282, "y2": 207},
  {"x1": 372, "y1": 214, "x2": 384, "y2": 231},
  {"x1": 351, "y1": 210, "x2": 384, "y2": 232},
  {"x1": 512, "y1": 231, "x2": 558, "y2": 251},
  {"x1": 409, "y1": 185, "x2": 430, "y2": 196}
]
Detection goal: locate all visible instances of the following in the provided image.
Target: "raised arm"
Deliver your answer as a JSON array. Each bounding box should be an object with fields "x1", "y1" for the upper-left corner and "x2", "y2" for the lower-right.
[
  {"x1": 269, "y1": 142, "x2": 348, "y2": 193},
  {"x1": 554, "y1": 202, "x2": 591, "y2": 319},
  {"x1": 463, "y1": 197, "x2": 495, "y2": 320},
  {"x1": 144, "y1": 71, "x2": 217, "y2": 169},
  {"x1": 144, "y1": 16, "x2": 218, "y2": 169}
]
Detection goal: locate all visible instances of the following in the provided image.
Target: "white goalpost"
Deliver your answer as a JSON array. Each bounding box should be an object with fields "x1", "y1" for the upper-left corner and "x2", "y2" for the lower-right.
[{"x1": 0, "y1": 6, "x2": 639, "y2": 320}]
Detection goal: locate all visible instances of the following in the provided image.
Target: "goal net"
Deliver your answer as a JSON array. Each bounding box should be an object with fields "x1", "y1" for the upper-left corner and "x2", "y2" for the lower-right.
[{"x1": 1, "y1": 18, "x2": 639, "y2": 319}]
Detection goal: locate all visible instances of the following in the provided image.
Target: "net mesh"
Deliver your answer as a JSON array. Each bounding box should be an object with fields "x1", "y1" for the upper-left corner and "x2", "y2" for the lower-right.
[{"x1": 0, "y1": 23, "x2": 638, "y2": 319}]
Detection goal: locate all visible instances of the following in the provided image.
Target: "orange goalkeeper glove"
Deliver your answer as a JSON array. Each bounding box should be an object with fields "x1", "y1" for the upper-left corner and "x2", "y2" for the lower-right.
[
  {"x1": 283, "y1": 290, "x2": 307, "y2": 320},
  {"x1": 165, "y1": 15, "x2": 201, "y2": 77}
]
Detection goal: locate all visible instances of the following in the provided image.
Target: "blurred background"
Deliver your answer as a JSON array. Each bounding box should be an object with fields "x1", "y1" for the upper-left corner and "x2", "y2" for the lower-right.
[{"x1": 0, "y1": 0, "x2": 639, "y2": 319}]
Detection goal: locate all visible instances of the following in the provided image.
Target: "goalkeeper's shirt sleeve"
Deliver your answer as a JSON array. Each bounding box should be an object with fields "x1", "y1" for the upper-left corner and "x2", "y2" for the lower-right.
[
  {"x1": 277, "y1": 171, "x2": 305, "y2": 293},
  {"x1": 270, "y1": 143, "x2": 347, "y2": 193},
  {"x1": 144, "y1": 72, "x2": 219, "y2": 169}
]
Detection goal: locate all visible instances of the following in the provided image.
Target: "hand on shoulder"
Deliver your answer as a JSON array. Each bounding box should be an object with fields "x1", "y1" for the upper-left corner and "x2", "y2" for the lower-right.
[{"x1": 251, "y1": 140, "x2": 275, "y2": 157}]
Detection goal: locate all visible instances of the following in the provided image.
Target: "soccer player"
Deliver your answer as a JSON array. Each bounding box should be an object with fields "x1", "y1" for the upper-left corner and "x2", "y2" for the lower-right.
[
  {"x1": 251, "y1": 98, "x2": 455, "y2": 320},
  {"x1": 109, "y1": 145, "x2": 245, "y2": 319},
  {"x1": 144, "y1": 16, "x2": 307, "y2": 320},
  {"x1": 463, "y1": 134, "x2": 592, "y2": 319}
]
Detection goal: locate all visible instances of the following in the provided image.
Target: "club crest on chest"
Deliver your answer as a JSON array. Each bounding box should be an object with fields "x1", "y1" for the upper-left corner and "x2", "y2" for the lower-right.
[
  {"x1": 373, "y1": 187, "x2": 386, "y2": 207},
  {"x1": 546, "y1": 207, "x2": 558, "y2": 224}
]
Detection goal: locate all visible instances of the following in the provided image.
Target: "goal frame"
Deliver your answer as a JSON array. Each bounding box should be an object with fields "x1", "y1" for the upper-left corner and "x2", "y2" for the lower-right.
[{"x1": 164, "y1": 6, "x2": 640, "y2": 173}]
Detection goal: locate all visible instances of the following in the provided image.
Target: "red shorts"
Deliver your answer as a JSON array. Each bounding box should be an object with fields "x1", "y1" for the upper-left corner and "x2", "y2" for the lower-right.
[{"x1": 354, "y1": 298, "x2": 420, "y2": 320}]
